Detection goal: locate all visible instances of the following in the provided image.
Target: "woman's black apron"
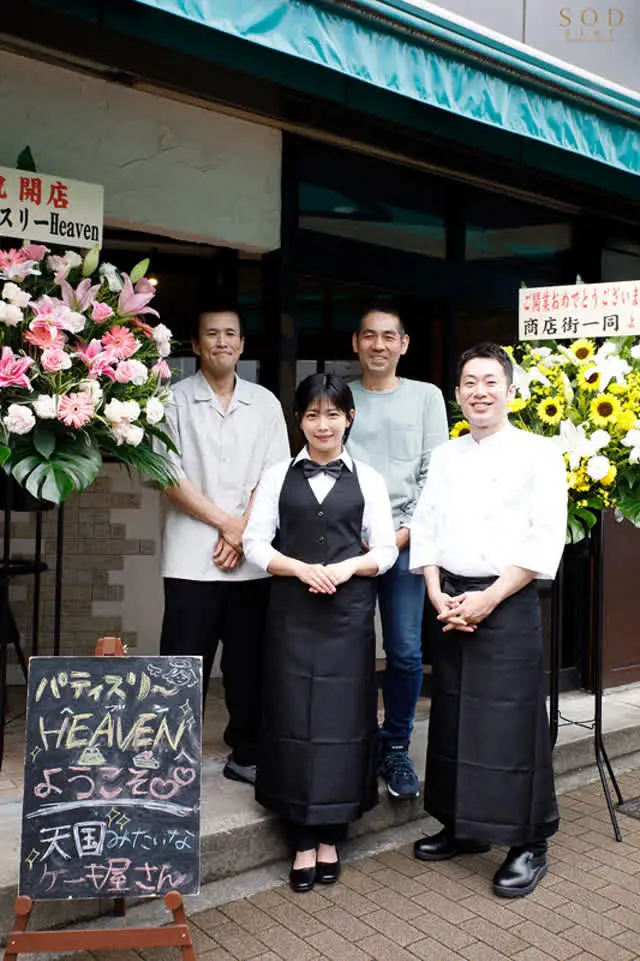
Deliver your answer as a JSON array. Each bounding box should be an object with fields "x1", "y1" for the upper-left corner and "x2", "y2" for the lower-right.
[
  {"x1": 425, "y1": 571, "x2": 559, "y2": 847},
  {"x1": 255, "y1": 460, "x2": 378, "y2": 825}
]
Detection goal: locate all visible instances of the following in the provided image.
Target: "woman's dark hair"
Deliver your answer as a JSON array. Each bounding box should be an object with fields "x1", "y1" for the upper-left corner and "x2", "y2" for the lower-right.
[
  {"x1": 456, "y1": 342, "x2": 513, "y2": 386},
  {"x1": 294, "y1": 373, "x2": 355, "y2": 442}
]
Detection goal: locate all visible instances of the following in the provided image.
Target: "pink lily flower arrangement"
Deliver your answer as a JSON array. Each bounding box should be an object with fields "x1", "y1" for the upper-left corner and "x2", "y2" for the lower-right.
[{"x1": 0, "y1": 245, "x2": 177, "y2": 504}]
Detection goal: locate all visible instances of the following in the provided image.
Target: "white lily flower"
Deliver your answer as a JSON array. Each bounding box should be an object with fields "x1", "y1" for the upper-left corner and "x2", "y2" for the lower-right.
[
  {"x1": 631, "y1": 344, "x2": 640, "y2": 360},
  {"x1": 512, "y1": 363, "x2": 551, "y2": 401},
  {"x1": 592, "y1": 354, "x2": 630, "y2": 391},
  {"x1": 538, "y1": 350, "x2": 567, "y2": 368},
  {"x1": 560, "y1": 372, "x2": 574, "y2": 403},
  {"x1": 622, "y1": 428, "x2": 640, "y2": 465},
  {"x1": 590, "y1": 429, "x2": 611, "y2": 450},
  {"x1": 558, "y1": 344, "x2": 582, "y2": 365},
  {"x1": 598, "y1": 340, "x2": 620, "y2": 357},
  {"x1": 556, "y1": 420, "x2": 609, "y2": 471}
]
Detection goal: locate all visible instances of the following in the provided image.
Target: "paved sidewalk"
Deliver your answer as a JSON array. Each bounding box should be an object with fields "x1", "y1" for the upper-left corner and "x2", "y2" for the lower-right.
[{"x1": 160, "y1": 770, "x2": 640, "y2": 961}]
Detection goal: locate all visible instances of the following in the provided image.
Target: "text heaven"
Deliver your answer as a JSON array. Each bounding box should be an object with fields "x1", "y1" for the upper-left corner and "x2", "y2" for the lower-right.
[{"x1": 38, "y1": 712, "x2": 187, "y2": 752}]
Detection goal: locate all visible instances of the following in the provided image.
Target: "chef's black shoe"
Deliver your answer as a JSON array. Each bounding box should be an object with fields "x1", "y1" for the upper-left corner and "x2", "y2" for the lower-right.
[
  {"x1": 414, "y1": 828, "x2": 491, "y2": 861},
  {"x1": 493, "y1": 847, "x2": 548, "y2": 898},
  {"x1": 316, "y1": 851, "x2": 341, "y2": 885},
  {"x1": 223, "y1": 754, "x2": 257, "y2": 785},
  {"x1": 289, "y1": 862, "x2": 316, "y2": 893}
]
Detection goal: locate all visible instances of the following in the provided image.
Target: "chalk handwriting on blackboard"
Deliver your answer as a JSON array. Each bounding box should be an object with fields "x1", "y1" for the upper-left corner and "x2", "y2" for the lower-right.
[{"x1": 20, "y1": 656, "x2": 202, "y2": 900}]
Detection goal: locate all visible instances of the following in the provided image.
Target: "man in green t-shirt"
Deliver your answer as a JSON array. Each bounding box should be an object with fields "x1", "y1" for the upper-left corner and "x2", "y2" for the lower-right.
[{"x1": 348, "y1": 305, "x2": 448, "y2": 800}]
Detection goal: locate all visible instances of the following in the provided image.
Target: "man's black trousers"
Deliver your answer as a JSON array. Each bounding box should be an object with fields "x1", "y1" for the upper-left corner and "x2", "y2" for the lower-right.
[{"x1": 160, "y1": 577, "x2": 269, "y2": 766}]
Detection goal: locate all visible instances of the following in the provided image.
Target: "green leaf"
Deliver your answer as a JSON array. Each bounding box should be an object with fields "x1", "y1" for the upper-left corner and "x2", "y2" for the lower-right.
[
  {"x1": 51, "y1": 468, "x2": 76, "y2": 501},
  {"x1": 16, "y1": 146, "x2": 37, "y2": 172},
  {"x1": 145, "y1": 424, "x2": 179, "y2": 455},
  {"x1": 40, "y1": 468, "x2": 63, "y2": 505},
  {"x1": 25, "y1": 462, "x2": 49, "y2": 500},
  {"x1": 54, "y1": 446, "x2": 102, "y2": 491},
  {"x1": 52, "y1": 457, "x2": 88, "y2": 491},
  {"x1": 100, "y1": 438, "x2": 180, "y2": 488},
  {"x1": 129, "y1": 258, "x2": 150, "y2": 284},
  {"x1": 566, "y1": 516, "x2": 586, "y2": 545},
  {"x1": 32, "y1": 423, "x2": 56, "y2": 460},
  {"x1": 574, "y1": 507, "x2": 597, "y2": 530},
  {"x1": 0, "y1": 447, "x2": 10, "y2": 467},
  {"x1": 12, "y1": 454, "x2": 43, "y2": 486}
]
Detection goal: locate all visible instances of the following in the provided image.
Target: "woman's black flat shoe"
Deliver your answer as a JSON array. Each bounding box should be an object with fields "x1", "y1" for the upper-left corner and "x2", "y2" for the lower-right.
[
  {"x1": 289, "y1": 864, "x2": 316, "y2": 892},
  {"x1": 315, "y1": 854, "x2": 341, "y2": 885}
]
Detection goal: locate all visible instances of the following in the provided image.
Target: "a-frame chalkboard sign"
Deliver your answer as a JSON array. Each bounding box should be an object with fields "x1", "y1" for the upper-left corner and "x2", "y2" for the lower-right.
[{"x1": 4, "y1": 637, "x2": 201, "y2": 961}]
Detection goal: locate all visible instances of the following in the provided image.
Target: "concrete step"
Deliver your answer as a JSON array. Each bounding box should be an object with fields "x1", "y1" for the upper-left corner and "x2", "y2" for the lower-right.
[{"x1": 2, "y1": 684, "x2": 640, "y2": 939}]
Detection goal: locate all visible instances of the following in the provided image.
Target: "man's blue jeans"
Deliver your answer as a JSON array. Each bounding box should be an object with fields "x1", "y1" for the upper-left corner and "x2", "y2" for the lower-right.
[{"x1": 377, "y1": 547, "x2": 426, "y2": 749}]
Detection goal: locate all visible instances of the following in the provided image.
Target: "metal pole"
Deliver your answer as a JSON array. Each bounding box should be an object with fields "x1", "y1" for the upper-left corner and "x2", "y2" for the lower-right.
[
  {"x1": 0, "y1": 508, "x2": 11, "y2": 770},
  {"x1": 53, "y1": 505, "x2": 64, "y2": 657},
  {"x1": 592, "y1": 514, "x2": 623, "y2": 841},
  {"x1": 549, "y1": 557, "x2": 563, "y2": 749},
  {"x1": 31, "y1": 511, "x2": 43, "y2": 659}
]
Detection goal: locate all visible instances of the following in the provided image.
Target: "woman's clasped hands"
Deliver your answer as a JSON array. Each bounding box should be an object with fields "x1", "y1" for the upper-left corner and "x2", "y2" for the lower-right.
[{"x1": 295, "y1": 558, "x2": 359, "y2": 594}]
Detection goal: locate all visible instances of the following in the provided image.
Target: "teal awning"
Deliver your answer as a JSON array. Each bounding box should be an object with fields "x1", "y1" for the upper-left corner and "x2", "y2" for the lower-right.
[{"x1": 132, "y1": 0, "x2": 640, "y2": 178}]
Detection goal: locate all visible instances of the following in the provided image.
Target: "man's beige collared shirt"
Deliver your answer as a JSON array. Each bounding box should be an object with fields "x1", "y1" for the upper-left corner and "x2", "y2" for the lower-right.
[{"x1": 161, "y1": 371, "x2": 290, "y2": 582}]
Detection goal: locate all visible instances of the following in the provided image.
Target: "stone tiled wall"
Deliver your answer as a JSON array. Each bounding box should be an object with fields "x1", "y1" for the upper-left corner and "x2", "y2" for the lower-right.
[{"x1": 3, "y1": 465, "x2": 164, "y2": 675}]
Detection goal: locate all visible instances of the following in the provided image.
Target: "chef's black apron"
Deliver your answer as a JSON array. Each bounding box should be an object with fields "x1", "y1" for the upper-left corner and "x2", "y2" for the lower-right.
[
  {"x1": 255, "y1": 460, "x2": 378, "y2": 826},
  {"x1": 425, "y1": 571, "x2": 558, "y2": 847}
]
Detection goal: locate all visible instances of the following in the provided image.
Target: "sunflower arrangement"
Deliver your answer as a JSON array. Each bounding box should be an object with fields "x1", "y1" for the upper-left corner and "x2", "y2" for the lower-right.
[{"x1": 450, "y1": 336, "x2": 640, "y2": 543}]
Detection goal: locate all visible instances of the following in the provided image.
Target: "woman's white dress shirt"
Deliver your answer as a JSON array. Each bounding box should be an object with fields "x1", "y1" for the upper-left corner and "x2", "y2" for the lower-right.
[
  {"x1": 243, "y1": 448, "x2": 398, "y2": 574},
  {"x1": 409, "y1": 424, "x2": 567, "y2": 580}
]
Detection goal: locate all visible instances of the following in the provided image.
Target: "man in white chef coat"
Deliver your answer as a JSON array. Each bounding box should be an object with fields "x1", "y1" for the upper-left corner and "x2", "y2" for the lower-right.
[{"x1": 410, "y1": 341, "x2": 567, "y2": 898}]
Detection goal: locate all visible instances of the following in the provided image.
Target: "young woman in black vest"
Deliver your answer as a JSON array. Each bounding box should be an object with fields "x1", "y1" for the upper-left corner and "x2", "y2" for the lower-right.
[{"x1": 243, "y1": 373, "x2": 397, "y2": 892}]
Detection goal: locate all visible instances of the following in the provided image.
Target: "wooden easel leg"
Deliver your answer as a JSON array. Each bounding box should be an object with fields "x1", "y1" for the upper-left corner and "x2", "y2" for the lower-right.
[
  {"x1": 4, "y1": 896, "x2": 33, "y2": 961},
  {"x1": 164, "y1": 892, "x2": 197, "y2": 961}
]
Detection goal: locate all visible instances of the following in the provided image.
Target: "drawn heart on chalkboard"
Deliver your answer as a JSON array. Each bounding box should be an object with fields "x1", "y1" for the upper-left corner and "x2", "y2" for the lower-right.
[
  {"x1": 173, "y1": 767, "x2": 196, "y2": 787},
  {"x1": 149, "y1": 777, "x2": 179, "y2": 800}
]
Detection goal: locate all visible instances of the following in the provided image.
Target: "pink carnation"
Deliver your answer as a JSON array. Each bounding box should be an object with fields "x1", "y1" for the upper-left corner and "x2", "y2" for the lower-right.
[
  {"x1": 0, "y1": 346, "x2": 34, "y2": 390},
  {"x1": 41, "y1": 348, "x2": 72, "y2": 373},
  {"x1": 21, "y1": 244, "x2": 48, "y2": 262},
  {"x1": 115, "y1": 359, "x2": 148, "y2": 385},
  {"x1": 91, "y1": 302, "x2": 114, "y2": 323},
  {"x1": 152, "y1": 359, "x2": 171, "y2": 380},
  {"x1": 58, "y1": 391, "x2": 94, "y2": 428},
  {"x1": 102, "y1": 326, "x2": 140, "y2": 360}
]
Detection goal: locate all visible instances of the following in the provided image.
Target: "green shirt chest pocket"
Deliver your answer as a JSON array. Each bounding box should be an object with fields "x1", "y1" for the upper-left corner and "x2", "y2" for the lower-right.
[{"x1": 388, "y1": 424, "x2": 422, "y2": 462}]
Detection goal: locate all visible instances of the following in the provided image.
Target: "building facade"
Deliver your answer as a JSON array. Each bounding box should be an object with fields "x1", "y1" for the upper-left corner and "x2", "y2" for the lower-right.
[{"x1": 1, "y1": 0, "x2": 639, "y2": 686}]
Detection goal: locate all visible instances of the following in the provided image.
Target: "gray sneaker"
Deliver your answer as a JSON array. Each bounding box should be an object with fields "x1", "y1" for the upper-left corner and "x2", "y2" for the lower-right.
[{"x1": 223, "y1": 755, "x2": 257, "y2": 785}]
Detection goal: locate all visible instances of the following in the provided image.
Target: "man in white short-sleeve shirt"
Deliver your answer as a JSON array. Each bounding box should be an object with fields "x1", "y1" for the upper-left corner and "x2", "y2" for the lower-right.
[{"x1": 160, "y1": 307, "x2": 289, "y2": 785}]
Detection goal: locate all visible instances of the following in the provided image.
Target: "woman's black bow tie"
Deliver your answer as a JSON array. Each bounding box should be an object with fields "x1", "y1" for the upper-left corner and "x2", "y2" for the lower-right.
[{"x1": 302, "y1": 459, "x2": 343, "y2": 480}]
